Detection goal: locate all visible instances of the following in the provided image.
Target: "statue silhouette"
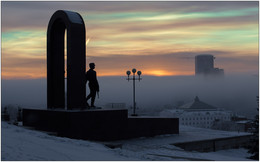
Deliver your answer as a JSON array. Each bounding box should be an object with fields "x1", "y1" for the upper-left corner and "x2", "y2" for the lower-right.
[{"x1": 85, "y1": 63, "x2": 99, "y2": 108}]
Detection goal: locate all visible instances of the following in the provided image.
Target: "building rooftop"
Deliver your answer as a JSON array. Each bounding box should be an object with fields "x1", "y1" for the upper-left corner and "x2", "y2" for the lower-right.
[
  {"x1": 195, "y1": 54, "x2": 214, "y2": 57},
  {"x1": 178, "y1": 96, "x2": 217, "y2": 111}
]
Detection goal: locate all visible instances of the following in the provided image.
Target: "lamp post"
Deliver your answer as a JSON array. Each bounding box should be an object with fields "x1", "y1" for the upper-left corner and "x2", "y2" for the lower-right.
[{"x1": 126, "y1": 68, "x2": 142, "y2": 116}]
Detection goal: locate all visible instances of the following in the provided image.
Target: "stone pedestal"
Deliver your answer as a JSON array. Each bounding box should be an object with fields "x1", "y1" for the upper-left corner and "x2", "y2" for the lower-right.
[
  {"x1": 23, "y1": 108, "x2": 179, "y2": 141},
  {"x1": 126, "y1": 116, "x2": 179, "y2": 138}
]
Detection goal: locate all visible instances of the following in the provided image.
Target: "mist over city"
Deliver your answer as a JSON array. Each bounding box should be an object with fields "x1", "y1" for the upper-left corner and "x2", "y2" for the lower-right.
[{"x1": 2, "y1": 74, "x2": 258, "y2": 119}]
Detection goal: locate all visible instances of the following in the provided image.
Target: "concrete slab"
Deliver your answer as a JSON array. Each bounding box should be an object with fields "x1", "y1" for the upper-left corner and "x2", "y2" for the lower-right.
[
  {"x1": 22, "y1": 108, "x2": 179, "y2": 141},
  {"x1": 127, "y1": 116, "x2": 179, "y2": 138}
]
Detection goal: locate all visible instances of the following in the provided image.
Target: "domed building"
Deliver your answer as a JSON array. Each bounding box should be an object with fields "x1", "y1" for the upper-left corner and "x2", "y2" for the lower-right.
[
  {"x1": 160, "y1": 96, "x2": 233, "y2": 128},
  {"x1": 178, "y1": 96, "x2": 217, "y2": 111}
]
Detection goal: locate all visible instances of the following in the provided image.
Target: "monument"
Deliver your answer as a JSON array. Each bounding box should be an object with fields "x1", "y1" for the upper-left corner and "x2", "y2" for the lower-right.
[
  {"x1": 22, "y1": 10, "x2": 179, "y2": 141},
  {"x1": 47, "y1": 10, "x2": 86, "y2": 109}
]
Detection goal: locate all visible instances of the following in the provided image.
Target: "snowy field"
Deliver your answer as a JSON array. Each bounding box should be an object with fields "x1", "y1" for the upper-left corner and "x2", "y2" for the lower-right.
[{"x1": 1, "y1": 121, "x2": 253, "y2": 161}]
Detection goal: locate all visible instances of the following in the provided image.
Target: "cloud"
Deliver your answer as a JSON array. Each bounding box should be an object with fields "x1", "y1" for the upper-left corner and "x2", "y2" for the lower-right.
[
  {"x1": 2, "y1": 1, "x2": 258, "y2": 32},
  {"x1": 2, "y1": 54, "x2": 46, "y2": 79},
  {"x1": 2, "y1": 49, "x2": 257, "y2": 79}
]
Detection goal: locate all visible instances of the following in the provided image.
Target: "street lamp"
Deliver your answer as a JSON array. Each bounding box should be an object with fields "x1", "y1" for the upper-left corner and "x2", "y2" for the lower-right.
[{"x1": 126, "y1": 68, "x2": 142, "y2": 116}]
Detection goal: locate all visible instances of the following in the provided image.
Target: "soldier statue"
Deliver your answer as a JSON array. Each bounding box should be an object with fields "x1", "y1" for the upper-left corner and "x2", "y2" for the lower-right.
[{"x1": 85, "y1": 63, "x2": 99, "y2": 108}]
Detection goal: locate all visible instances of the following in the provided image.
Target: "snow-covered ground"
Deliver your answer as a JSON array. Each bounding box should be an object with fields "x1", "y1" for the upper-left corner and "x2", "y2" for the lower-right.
[
  {"x1": 1, "y1": 122, "x2": 253, "y2": 161},
  {"x1": 1, "y1": 122, "x2": 134, "y2": 161}
]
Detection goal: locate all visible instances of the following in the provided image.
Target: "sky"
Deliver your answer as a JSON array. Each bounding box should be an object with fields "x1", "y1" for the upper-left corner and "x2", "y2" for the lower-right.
[{"x1": 1, "y1": 1, "x2": 259, "y2": 79}]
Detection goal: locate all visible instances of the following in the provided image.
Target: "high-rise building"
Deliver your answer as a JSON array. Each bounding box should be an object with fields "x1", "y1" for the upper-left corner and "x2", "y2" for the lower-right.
[{"x1": 195, "y1": 54, "x2": 224, "y2": 76}]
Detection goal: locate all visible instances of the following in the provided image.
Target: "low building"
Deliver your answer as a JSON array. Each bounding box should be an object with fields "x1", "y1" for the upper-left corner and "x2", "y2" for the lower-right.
[
  {"x1": 211, "y1": 120, "x2": 252, "y2": 132},
  {"x1": 160, "y1": 96, "x2": 233, "y2": 128}
]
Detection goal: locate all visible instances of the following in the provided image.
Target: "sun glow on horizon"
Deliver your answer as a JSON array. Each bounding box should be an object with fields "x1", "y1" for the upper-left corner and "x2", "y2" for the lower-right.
[
  {"x1": 1, "y1": 73, "x2": 194, "y2": 80},
  {"x1": 144, "y1": 70, "x2": 193, "y2": 77}
]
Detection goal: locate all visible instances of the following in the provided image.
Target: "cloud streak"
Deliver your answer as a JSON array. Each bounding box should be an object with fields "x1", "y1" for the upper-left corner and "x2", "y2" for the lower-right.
[{"x1": 87, "y1": 51, "x2": 258, "y2": 76}]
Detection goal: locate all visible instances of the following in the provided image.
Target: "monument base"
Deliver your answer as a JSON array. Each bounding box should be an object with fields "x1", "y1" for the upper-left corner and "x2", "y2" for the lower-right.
[
  {"x1": 126, "y1": 116, "x2": 179, "y2": 139},
  {"x1": 23, "y1": 108, "x2": 179, "y2": 141}
]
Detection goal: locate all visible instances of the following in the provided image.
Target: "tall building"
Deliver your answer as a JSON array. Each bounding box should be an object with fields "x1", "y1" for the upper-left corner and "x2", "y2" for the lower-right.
[{"x1": 195, "y1": 54, "x2": 224, "y2": 76}]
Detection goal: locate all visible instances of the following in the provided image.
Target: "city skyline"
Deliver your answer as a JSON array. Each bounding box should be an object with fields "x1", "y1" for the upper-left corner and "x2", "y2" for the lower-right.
[{"x1": 2, "y1": 1, "x2": 259, "y2": 79}]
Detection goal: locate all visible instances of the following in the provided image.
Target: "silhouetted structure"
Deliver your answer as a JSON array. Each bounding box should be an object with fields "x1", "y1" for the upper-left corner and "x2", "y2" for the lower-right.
[
  {"x1": 47, "y1": 10, "x2": 86, "y2": 109},
  {"x1": 195, "y1": 54, "x2": 224, "y2": 76},
  {"x1": 23, "y1": 109, "x2": 179, "y2": 141},
  {"x1": 23, "y1": 10, "x2": 179, "y2": 142},
  {"x1": 126, "y1": 68, "x2": 142, "y2": 116},
  {"x1": 85, "y1": 63, "x2": 99, "y2": 107}
]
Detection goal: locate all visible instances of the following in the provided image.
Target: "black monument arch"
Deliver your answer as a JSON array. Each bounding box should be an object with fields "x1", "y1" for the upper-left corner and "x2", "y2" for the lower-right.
[
  {"x1": 47, "y1": 10, "x2": 86, "y2": 109},
  {"x1": 23, "y1": 10, "x2": 179, "y2": 142}
]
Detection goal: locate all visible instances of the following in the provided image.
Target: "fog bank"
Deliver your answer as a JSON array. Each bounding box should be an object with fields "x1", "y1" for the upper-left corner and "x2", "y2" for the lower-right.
[{"x1": 1, "y1": 74, "x2": 258, "y2": 118}]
